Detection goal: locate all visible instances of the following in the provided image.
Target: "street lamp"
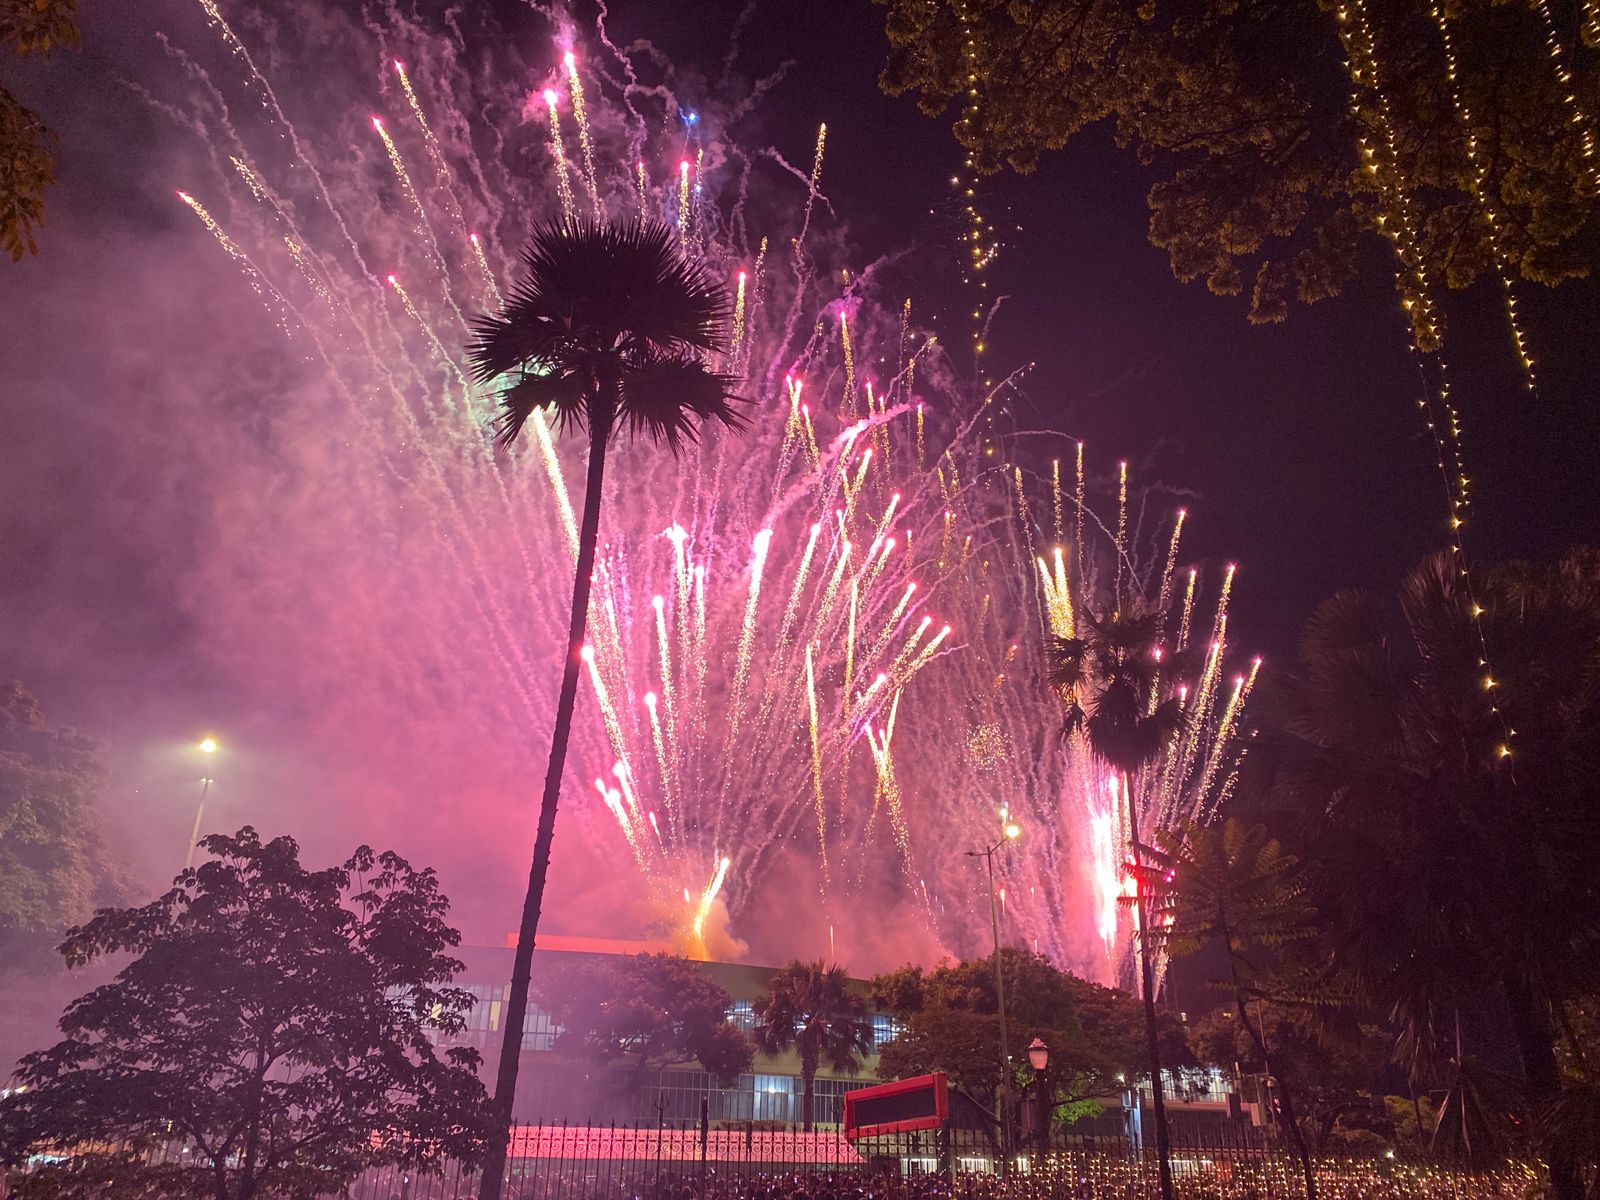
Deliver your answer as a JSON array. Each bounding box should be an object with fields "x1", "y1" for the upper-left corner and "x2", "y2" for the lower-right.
[
  {"x1": 1027, "y1": 1038, "x2": 1050, "y2": 1170},
  {"x1": 967, "y1": 819, "x2": 1023, "y2": 1175},
  {"x1": 1027, "y1": 1037, "x2": 1049, "y2": 1073},
  {"x1": 185, "y1": 737, "x2": 219, "y2": 872}
]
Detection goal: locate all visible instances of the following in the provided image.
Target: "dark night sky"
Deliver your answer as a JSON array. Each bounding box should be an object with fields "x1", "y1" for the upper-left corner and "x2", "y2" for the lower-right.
[
  {"x1": 618, "y1": 0, "x2": 1598, "y2": 668},
  {"x1": 0, "y1": 0, "x2": 1596, "y2": 999}
]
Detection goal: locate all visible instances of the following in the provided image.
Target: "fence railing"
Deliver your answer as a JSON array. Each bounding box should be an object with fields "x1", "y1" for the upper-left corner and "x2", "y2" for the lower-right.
[
  {"x1": 331, "y1": 1123, "x2": 1537, "y2": 1200},
  {"x1": 4, "y1": 1122, "x2": 1541, "y2": 1200}
]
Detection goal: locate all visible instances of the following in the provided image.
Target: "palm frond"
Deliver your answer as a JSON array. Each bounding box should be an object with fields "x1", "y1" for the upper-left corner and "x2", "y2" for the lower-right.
[
  {"x1": 617, "y1": 353, "x2": 746, "y2": 455},
  {"x1": 490, "y1": 369, "x2": 588, "y2": 449},
  {"x1": 1058, "y1": 699, "x2": 1088, "y2": 741},
  {"x1": 471, "y1": 218, "x2": 728, "y2": 374},
  {"x1": 467, "y1": 309, "x2": 570, "y2": 386},
  {"x1": 1086, "y1": 683, "x2": 1185, "y2": 774},
  {"x1": 1043, "y1": 635, "x2": 1088, "y2": 693},
  {"x1": 467, "y1": 217, "x2": 738, "y2": 454}
]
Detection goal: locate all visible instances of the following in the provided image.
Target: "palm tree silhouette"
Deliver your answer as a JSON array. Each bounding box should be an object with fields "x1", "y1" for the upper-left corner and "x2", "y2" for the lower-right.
[
  {"x1": 1046, "y1": 605, "x2": 1184, "y2": 1200},
  {"x1": 753, "y1": 961, "x2": 875, "y2": 1132},
  {"x1": 1260, "y1": 551, "x2": 1600, "y2": 1200},
  {"x1": 467, "y1": 217, "x2": 742, "y2": 1200},
  {"x1": 1144, "y1": 818, "x2": 1319, "y2": 1199}
]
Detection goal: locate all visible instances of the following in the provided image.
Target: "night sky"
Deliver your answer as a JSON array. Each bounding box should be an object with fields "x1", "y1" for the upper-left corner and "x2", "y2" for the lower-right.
[
  {"x1": 0, "y1": 0, "x2": 1595, "y2": 991},
  {"x1": 626, "y1": 0, "x2": 1598, "y2": 667}
]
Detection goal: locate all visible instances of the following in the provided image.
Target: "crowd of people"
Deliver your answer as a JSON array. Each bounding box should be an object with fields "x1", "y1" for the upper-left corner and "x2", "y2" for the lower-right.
[{"x1": 337, "y1": 1155, "x2": 1541, "y2": 1200}]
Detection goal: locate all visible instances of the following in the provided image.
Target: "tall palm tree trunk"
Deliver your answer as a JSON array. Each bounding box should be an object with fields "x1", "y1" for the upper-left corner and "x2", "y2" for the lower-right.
[
  {"x1": 479, "y1": 401, "x2": 615, "y2": 1200},
  {"x1": 1126, "y1": 777, "x2": 1175, "y2": 1200},
  {"x1": 801, "y1": 1050, "x2": 817, "y2": 1133}
]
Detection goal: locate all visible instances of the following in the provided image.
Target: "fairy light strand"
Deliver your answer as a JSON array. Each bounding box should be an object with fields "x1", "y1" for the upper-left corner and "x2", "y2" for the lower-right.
[{"x1": 1425, "y1": 0, "x2": 1540, "y2": 393}]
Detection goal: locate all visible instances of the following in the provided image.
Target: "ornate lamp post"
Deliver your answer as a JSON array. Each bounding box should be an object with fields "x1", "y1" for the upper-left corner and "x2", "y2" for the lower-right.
[{"x1": 1027, "y1": 1038, "x2": 1050, "y2": 1170}]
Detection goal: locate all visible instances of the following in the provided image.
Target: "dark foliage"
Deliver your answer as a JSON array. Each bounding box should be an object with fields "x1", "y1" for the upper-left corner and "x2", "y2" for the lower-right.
[
  {"x1": 533, "y1": 952, "x2": 754, "y2": 1087},
  {"x1": 0, "y1": 827, "x2": 489, "y2": 1200},
  {"x1": 469, "y1": 217, "x2": 742, "y2": 451},
  {"x1": 879, "y1": 0, "x2": 1599, "y2": 338},
  {"x1": 753, "y1": 962, "x2": 874, "y2": 1133},
  {"x1": 871, "y1": 949, "x2": 1187, "y2": 1140},
  {"x1": 1252, "y1": 549, "x2": 1600, "y2": 1188},
  {"x1": 0, "y1": 682, "x2": 121, "y2": 971},
  {"x1": 0, "y1": 0, "x2": 79, "y2": 260}
]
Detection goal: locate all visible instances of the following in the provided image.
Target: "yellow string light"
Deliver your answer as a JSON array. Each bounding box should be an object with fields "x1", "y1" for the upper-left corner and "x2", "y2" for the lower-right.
[
  {"x1": 1530, "y1": 0, "x2": 1600, "y2": 194},
  {"x1": 1333, "y1": 2, "x2": 1513, "y2": 770},
  {"x1": 951, "y1": 1, "x2": 999, "y2": 391},
  {"x1": 1425, "y1": 0, "x2": 1540, "y2": 394}
]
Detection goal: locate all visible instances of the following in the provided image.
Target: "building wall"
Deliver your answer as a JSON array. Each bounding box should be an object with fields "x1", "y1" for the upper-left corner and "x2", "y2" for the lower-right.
[
  {"x1": 444, "y1": 945, "x2": 893, "y2": 1125},
  {"x1": 445, "y1": 944, "x2": 1242, "y2": 1141}
]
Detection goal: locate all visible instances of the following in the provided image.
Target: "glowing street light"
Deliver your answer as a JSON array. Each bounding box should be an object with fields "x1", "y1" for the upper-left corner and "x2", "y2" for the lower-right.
[
  {"x1": 1027, "y1": 1037, "x2": 1049, "y2": 1073},
  {"x1": 1026, "y1": 1038, "x2": 1050, "y2": 1166},
  {"x1": 185, "y1": 737, "x2": 221, "y2": 872}
]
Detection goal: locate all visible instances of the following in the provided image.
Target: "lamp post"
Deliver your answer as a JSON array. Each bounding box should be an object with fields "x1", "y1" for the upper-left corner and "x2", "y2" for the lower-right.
[
  {"x1": 1027, "y1": 1038, "x2": 1049, "y2": 1171},
  {"x1": 967, "y1": 820, "x2": 1022, "y2": 1176},
  {"x1": 185, "y1": 737, "x2": 219, "y2": 872}
]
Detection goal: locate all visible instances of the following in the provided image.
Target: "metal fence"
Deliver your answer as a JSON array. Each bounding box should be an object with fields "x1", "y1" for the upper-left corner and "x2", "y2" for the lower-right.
[{"x1": 326, "y1": 1123, "x2": 1538, "y2": 1200}]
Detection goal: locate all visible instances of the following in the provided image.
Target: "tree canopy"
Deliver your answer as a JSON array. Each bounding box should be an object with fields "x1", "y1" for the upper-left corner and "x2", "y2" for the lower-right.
[
  {"x1": 0, "y1": 827, "x2": 489, "y2": 1200},
  {"x1": 870, "y1": 949, "x2": 1187, "y2": 1131},
  {"x1": 469, "y1": 217, "x2": 742, "y2": 452},
  {"x1": 0, "y1": 682, "x2": 120, "y2": 971},
  {"x1": 1, "y1": 0, "x2": 79, "y2": 260},
  {"x1": 1251, "y1": 548, "x2": 1600, "y2": 1190},
  {"x1": 753, "y1": 961, "x2": 875, "y2": 1132},
  {"x1": 532, "y1": 952, "x2": 754, "y2": 1087},
  {"x1": 1187, "y1": 1007, "x2": 1398, "y2": 1152},
  {"x1": 878, "y1": 0, "x2": 1599, "y2": 337}
]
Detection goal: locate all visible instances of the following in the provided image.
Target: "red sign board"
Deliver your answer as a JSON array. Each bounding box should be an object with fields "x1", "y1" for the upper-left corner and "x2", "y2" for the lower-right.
[{"x1": 843, "y1": 1072, "x2": 949, "y2": 1139}]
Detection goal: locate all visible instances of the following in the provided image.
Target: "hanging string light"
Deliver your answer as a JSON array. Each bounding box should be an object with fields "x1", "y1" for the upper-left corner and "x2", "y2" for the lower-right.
[
  {"x1": 1425, "y1": 0, "x2": 1541, "y2": 394},
  {"x1": 951, "y1": 0, "x2": 999, "y2": 394},
  {"x1": 1332, "y1": 0, "x2": 1513, "y2": 765},
  {"x1": 1529, "y1": 0, "x2": 1600, "y2": 194},
  {"x1": 1333, "y1": 1, "x2": 1440, "y2": 348}
]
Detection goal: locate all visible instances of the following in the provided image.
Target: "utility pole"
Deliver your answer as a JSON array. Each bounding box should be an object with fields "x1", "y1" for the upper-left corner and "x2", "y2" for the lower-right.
[
  {"x1": 185, "y1": 734, "x2": 219, "y2": 872},
  {"x1": 184, "y1": 775, "x2": 213, "y2": 871},
  {"x1": 968, "y1": 819, "x2": 1022, "y2": 1176}
]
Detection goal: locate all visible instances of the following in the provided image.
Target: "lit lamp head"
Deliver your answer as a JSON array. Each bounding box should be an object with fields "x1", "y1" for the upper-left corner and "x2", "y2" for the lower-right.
[
  {"x1": 1027, "y1": 1037, "x2": 1049, "y2": 1073},
  {"x1": 198, "y1": 737, "x2": 218, "y2": 755},
  {"x1": 1004, "y1": 822, "x2": 1022, "y2": 841}
]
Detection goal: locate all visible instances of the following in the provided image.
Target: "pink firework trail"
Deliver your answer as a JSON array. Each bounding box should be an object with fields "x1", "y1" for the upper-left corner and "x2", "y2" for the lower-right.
[{"x1": 164, "y1": 1, "x2": 1252, "y2": 981}]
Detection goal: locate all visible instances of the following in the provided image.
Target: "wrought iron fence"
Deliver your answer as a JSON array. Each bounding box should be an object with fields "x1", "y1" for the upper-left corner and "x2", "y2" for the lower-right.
[
  {"x1": 2, "y1": 1120, "x2": 1540, "y2": 1200},
  {"x1": 326, "y1": 1122, "x2": 1537, "y2": 1200}
]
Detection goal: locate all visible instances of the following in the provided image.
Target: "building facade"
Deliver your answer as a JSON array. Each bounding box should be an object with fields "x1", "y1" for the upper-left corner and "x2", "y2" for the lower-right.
[
  {"x1": 445, "y1": 937, "x2": 1251, "y2": 1145},
  {"x1": 444, "y1": 938, "x2": 894, "y2": 1126}
]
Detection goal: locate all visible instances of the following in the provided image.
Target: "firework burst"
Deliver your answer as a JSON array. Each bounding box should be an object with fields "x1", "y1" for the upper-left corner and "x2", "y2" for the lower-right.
[{"x1": 162, "y1": 1, "x2": 1251, "y2": 982}]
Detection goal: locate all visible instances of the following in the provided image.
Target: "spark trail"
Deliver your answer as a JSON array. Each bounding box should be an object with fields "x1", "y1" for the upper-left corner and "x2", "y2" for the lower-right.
[{"x1": 160, "y1": 2, "x2": 1254, "y2": 980}]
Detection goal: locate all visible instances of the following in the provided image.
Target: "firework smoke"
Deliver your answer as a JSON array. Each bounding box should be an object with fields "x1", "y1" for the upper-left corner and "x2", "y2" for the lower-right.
[{"x1": 138, "y1": 0, "x2": 1250, "y2": 984}]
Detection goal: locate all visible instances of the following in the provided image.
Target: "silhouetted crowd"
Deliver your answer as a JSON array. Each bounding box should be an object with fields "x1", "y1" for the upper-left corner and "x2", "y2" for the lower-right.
[{"x1": 500, "y1": 1163, "x2": 1535, "y2": 1200}]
